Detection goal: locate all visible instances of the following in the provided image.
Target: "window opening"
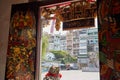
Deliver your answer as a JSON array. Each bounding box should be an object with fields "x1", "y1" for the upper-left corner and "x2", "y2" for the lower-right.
[{"x1": 39, "y1": 0, "x2": 100, "y2": 80}]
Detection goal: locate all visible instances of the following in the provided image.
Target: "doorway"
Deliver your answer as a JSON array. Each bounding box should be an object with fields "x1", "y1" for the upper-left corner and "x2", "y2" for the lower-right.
[{"x1": 39, "y1": 0, "x2": 100, "y2": 80}]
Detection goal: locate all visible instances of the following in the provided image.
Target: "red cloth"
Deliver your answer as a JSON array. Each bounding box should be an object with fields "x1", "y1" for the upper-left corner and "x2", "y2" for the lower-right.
[
  {"x1": 45, "y1": 72, "x2": 62, "y2": 78},
  {"x1": 87, "y1": 0, "x2": 95, "y2": 2}
]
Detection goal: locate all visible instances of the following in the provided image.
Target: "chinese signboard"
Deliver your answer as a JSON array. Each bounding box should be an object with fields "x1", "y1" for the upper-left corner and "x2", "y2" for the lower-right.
[{"x1": 63, "y1": 18, "x2": 94, "y2": 30}]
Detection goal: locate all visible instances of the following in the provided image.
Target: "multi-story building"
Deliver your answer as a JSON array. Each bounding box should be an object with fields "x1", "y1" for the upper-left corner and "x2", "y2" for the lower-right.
[
  {"x1": 53, "y1": 34, "x2": 61, "y2": 50},
  {"x1": 49, "y1": 34, "x2": 67, "y2": 51},
  {"x1": 78, "y1": 28, "x2": 89, "y2": 69},
  {"x1": 66, "y1": 31, "x2": 73, "y2": 56},
  {"x1": 49, "y1": 34, "x2": 61, "y2": 50},
  {"x1": 48, "y1": 27, "x2": 99, "y2": 54},
  {"x1": 87, "y1": 28, "x2": 99, "y2": 69},
  {"x1": 60, "y1": 35, "x2": 67, "y2": 51},
  {"x1": 79, "y1": 29, "x2": 88, "y2": 55},
  {"x1": 87, "y1": 28, "x2": 99, "y2": 52},
  {"x1": 47, "y1": 27, "x2": 99, "y2": 70},
  {"x1": 73, "y1": 30, "x2": 80, "y2": 57},
  {"x1": 49, "y1": 34, "x2": 54, "y2": 50}
]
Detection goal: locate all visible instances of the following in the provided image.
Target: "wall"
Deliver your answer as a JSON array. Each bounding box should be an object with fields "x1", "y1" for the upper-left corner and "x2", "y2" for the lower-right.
[
  {"x1": 98, "y1": 0, "x2": 120, "y2": 79},
  {"x1": 0, "y1": 0, "x2": 28, "y2": 80}
]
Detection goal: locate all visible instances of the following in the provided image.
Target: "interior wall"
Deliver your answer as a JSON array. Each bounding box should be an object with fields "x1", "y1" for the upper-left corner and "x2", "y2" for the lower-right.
[
  {"x1": 98, "y1": 0, "x2": 120, "y2": 79},
  {"x1": 0, "y1": 0, "x2": 28, "y2": 80}
]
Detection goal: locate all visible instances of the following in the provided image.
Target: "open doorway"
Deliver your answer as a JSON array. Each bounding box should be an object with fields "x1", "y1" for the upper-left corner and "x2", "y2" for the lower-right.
[{"x1": 39, "y1": 0, "x2": 100, "y2": 80}]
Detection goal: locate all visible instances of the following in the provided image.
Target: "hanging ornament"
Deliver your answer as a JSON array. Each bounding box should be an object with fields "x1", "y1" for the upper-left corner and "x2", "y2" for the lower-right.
[
  {"x1": 41, "y1": 8, "x2": 51, "y2": 27},
  {"x1": 54, "y1": 7, "x2": 64, "y2": 21},
  {"x1": 55, "y1": 19, "x2": 60, "y2": 31},
  {"x1": 54, "y1": 7, "x2": 63, "y2": 31}
]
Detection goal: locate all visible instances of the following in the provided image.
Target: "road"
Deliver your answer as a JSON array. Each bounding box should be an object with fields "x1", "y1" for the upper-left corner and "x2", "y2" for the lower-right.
[{"x1": 41, "y1": 70, "x2": 100, "y2": 80}]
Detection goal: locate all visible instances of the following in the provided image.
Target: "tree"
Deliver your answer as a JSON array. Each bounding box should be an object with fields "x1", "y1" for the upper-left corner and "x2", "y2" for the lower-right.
[
  {"x1": 42, "y1": 33, "x2": 49, "y2": 60},
  {"x1": 50, "y1": 50, "x2": 77, "y2": 63},
  {"x1": 65, "y1": 54, "x2": 77, "y2": 63},
  {"x1": 50, "y1": 50, "x2": 68, "y2": 60}
]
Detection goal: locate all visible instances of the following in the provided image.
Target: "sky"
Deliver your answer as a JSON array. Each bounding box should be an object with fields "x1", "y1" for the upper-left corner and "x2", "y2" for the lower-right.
[{"x1": 43, "y1": 20, "x2": 67, "y2": 35}]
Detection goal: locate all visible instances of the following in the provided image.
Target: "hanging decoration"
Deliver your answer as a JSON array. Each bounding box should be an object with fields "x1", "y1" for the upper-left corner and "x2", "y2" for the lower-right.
[{"x1": 40, "y1": 0, "x2": 97, "y2": 31}]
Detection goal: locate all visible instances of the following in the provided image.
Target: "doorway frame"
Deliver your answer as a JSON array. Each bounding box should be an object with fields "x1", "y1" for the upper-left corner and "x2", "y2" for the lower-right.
[{"x1": 36, "y1": 0, "x2": 99, "y2": 80}]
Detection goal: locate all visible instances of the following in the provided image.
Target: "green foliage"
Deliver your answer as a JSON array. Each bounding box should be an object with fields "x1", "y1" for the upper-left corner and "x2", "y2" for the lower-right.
[
  {"x1": 42, "y1": 33, "x2": 49, "y2": 60},
  {"x1": 50, "y1": 50, "x2": 77, "y2": 63},
  {"x1": 64, "y1": 54, "x2": 77, "y2": 63},
  {"x1": 50, "y1": 50, "x2": 68, "y2": 59}
]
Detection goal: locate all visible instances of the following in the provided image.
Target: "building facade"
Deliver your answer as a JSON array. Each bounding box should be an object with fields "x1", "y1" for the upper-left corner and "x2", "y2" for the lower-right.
[{"x1": 47, "y1": 27, "x2": 99, "y2": 70}]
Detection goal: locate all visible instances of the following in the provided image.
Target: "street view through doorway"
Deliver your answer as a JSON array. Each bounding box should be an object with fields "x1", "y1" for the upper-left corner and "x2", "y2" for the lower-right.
[{"x1": 40, "y1": 0, "x2": 100, "y2": 80}]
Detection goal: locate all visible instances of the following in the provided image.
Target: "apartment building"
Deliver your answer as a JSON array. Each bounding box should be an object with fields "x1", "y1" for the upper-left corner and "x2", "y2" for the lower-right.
[
  {"x1": 66, "y1": 31, "x2": 73, "y2": 56},
  {"x1": 79, "y1": 29, "x2": 88, "y2": 55},
  {"x1": 49, "y1": 34, "x2": 61, "y2": 50},
  {"x1": 60, "y1": 35, "x2": 67, "y2": 51},
  {"x1": 78, "y1": 29, "x2": 89, "y2": 68},
  {"x1": 47, "y1": 27, "x2": 99, "y2": 69},
  {"x1": 73, "y1": 30, "x2": 80, "y2": 57},
  {"x1": 49, "y1": 34, "x2": 54, "y2": 50},
  {"x1": 48, "y1": 27, "x2": 98, "y2": 56},
  {"x1": 87, "y1": 28, "x2": 99, "y2": 52}
]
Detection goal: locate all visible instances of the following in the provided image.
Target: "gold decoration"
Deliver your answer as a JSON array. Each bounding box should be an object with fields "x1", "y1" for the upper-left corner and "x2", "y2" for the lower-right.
[
  {"x1": 41, "y1": 1, "x2": 97, "y2": 31},
  {"x1": 55, "y1": 19, "x2": 61, "y2": 31}
]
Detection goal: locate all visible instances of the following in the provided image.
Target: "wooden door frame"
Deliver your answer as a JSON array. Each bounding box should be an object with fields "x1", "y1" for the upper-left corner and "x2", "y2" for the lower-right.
[
  {"x1": 36, "y1": 0, "x2": 98, "y2": 80},
  {"x1": 36, "y1": 1, "x2": 73, "y2": 80}
]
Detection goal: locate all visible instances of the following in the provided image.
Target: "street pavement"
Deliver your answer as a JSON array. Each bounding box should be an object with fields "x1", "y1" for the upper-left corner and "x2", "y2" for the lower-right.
[{"x1": 41, "y1": 70, "x2": 100, "y2": 80}]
